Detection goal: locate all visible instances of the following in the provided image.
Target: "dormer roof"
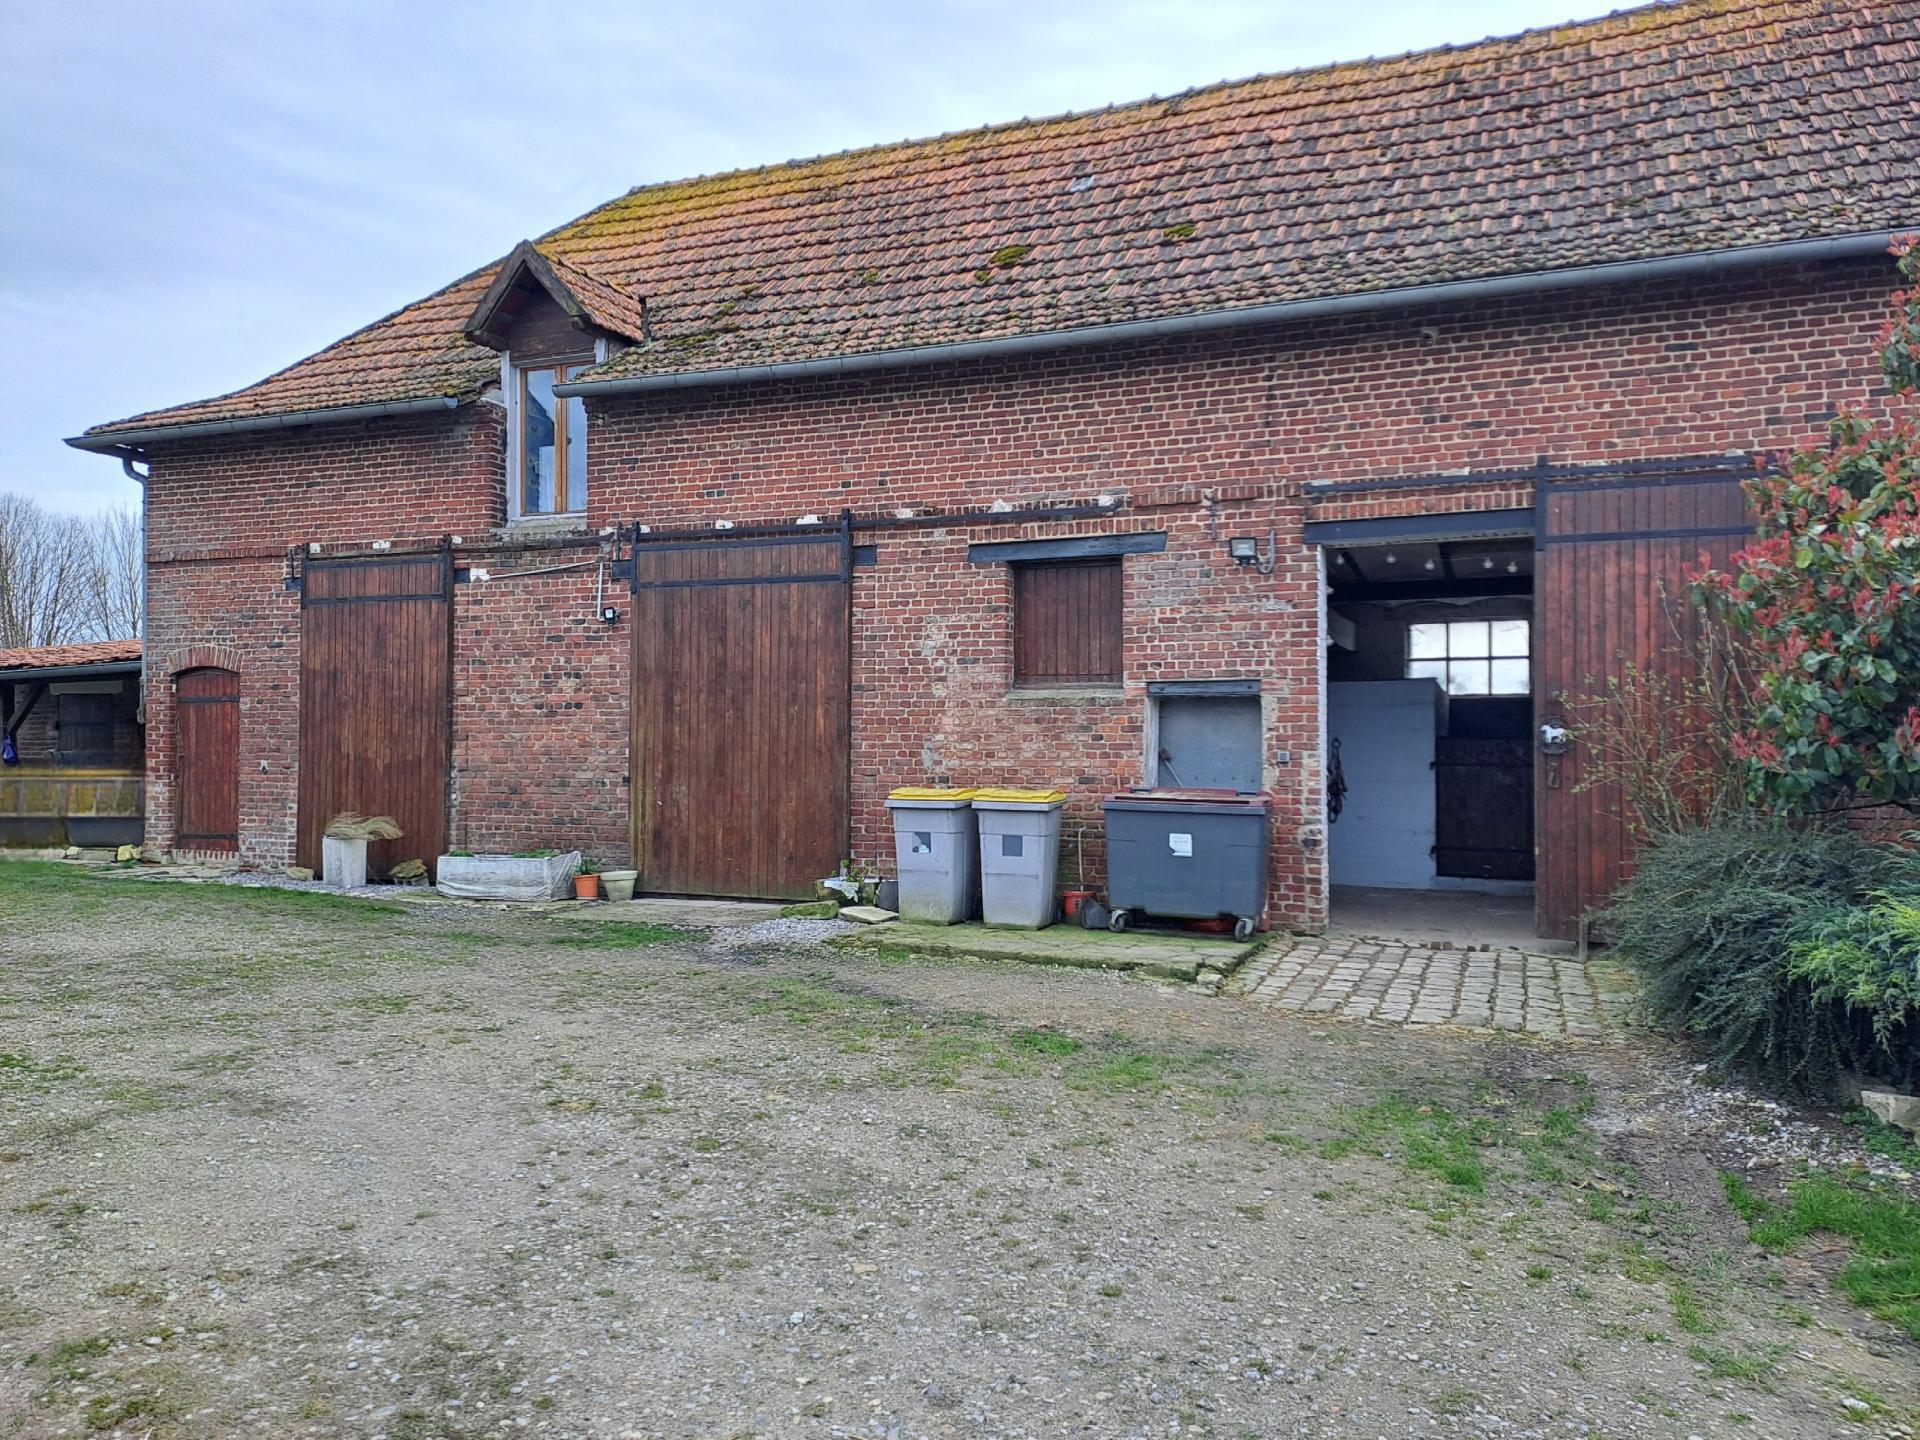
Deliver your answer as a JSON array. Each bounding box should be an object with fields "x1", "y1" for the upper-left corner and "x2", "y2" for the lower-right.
[{"x1": 461, "y1": 240, "x2": 650, "y2": 351}]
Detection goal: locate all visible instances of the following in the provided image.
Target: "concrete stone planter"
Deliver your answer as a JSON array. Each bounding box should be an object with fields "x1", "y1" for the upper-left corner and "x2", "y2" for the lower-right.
[{"x1": 435, "y1": 851, "x2": 580, "y2": 901}]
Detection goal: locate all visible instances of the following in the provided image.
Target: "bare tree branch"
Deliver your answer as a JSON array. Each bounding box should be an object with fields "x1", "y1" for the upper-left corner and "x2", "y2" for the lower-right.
[{"x1": 0, "y1": 495, "x2": 142, "y2": 648}]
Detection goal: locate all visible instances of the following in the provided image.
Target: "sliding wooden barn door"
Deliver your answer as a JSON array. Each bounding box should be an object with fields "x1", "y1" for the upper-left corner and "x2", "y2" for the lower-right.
[
  {"x1": 628, "y1": 522, "x2": 851, "y2": 899},
  {"x1": 1534, "y1": 467, "x2": 1751, "y2": 941},
  {"x1": 298, "y1": 548, "x2": 452, "y2": 879}
]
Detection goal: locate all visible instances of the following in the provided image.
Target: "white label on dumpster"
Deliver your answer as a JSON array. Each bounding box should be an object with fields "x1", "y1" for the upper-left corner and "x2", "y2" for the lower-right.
[
  {"x1": 1168, "y1": 832, "x2": 1193, "y2": 858},
  {"x1": 912, "y1": 831, "x2": 933, "y2": 854}
]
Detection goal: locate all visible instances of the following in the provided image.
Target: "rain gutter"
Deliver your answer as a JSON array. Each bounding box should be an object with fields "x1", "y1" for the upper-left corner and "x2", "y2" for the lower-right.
[
  {"x1": 62, "y1": 395, "x2": 462, "y2": 454},
  {"x1": 0, "y1": 660, "x2": 144, "y2": 684},
  {"x1": 554, "y1": 230, "x2": 1911, "y2": 399}
]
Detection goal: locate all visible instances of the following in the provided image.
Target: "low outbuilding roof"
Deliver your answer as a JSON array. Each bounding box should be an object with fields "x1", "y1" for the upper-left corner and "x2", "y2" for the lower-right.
[
  {"x1": 0, "y1": 640, "x2": 142, "y2": 676},
  {"x1": 81, "y1": 0, "x2": 1920, "y2": 442}
]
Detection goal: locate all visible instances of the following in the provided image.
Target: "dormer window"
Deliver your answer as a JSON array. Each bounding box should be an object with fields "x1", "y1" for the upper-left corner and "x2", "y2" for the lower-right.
[
  {"x1": 517, "y1": 361, "x2": 588, "y2": 516},
  {"x1": 462, "y1": 239, "x2": 651, "y2": 525}
]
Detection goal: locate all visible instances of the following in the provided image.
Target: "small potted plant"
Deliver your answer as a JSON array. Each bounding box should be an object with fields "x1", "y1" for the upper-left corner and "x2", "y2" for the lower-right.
[{"x1": 573, "y1": 859, "x2": 601, "y2": 900}]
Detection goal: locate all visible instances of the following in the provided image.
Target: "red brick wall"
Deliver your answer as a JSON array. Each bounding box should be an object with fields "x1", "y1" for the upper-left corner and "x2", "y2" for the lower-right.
[
  {"x1": 142, "y1": 406, "x2": 508, "y2": 866},
  {"x1": 451, "y1": 562, "x2": 629, "y2": 863},
  {"x1": 136, "y1": 257, "x2": 1896, "y2": 924}
]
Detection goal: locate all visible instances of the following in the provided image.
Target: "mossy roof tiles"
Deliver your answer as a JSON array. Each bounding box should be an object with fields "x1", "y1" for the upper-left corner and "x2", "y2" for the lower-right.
[{"x1": 88, "y1": 0, "x2": 1920, "y2": 439}]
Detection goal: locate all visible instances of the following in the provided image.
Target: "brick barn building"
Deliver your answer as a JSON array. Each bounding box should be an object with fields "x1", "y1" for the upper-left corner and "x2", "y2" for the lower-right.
[{"x1": 69, "y1": 0, "x2": 1920, "y2": 939}]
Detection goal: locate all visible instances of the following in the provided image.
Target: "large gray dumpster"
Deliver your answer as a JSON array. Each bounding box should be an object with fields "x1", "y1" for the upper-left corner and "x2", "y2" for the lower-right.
[
  {"x1": 1101, "y1": 789, "x2": 1269, "y2": 939},
  {"x1": 973, "y1": 789, "x2": 1066, "y2": 929},
  {"x1": 885, "y1": 788, "x2": 979, "y2": 924}
]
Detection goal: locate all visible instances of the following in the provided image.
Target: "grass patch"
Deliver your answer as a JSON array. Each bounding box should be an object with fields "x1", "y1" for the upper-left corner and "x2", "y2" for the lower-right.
[
  {"x1": 1689, "y1": 1341, "x2": 1781, "y2": 1386},
  {"x1": 548, "y1": 921, "x2": 694, "y2": 948},
  {"x1": 1315, "y1": 1080, "x2": 1600, "y2": 1199},
  {"x1": 0, "y1": 861, "x2": 400, "y2": 922},
  {"x1": 1840, "y1": 1109, "x2": 1920, "y2": 1169},
  {"x1": 1720, "y1": 1169, "x2": 1920, "y2": 1340},
  {"x1": 1670, "y1": 1279, "x2": 1721, "y2": 1335},
  {"x1": 0, "y1": 1052, "x2": 84, "y2": 1090},
  {"x1": 1321, "y1": 1098, "x2": 1491, "y2": 1192}
]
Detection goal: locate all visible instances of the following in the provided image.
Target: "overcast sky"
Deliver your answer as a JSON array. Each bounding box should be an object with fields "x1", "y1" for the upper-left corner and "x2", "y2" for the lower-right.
[{"x1": 1, "y1": 0, "x2": 1606, "y2": 516}]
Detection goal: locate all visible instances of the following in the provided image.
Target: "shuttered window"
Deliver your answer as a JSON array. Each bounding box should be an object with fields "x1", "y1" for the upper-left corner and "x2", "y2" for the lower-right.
[
  {"x1": 1012, "y1": 559, "x2": 1123, "y2": 686},
  {"x1": 55, "y1": 693, "x2": 117, "y2": 766}
]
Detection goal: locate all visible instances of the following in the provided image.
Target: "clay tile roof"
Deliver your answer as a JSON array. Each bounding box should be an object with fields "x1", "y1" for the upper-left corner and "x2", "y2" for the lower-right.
[
  {"x1": 462, "y1": 241, "x2": 652, "y2": 350},
  {"x1": 86, "y1": 0, "x2": 1920, "y2": 439},
  {"x1": 536, "y1": 248, "x2": 651, "y2": 343},
  {"x1": 0, "y1": 639, "x2": 142, "y2": 672}
]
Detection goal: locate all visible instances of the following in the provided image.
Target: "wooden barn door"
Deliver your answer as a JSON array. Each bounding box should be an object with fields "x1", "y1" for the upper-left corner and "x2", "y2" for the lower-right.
[
  {"x1": 629, "y1": 522, "x2": 851, "y2": 898},
  {"x1": 298, "y1": 548, "x2": 452, "y2": 879},
  {"x1": 1434, "y1": 736, "x2": 1533, "y2": 881},
  {"x1": 1535, "y1": 467, "x2": 1751, "y2": 940},
  {"x1": 175, "y1": 667, "x2": 239, "y2": 852}
]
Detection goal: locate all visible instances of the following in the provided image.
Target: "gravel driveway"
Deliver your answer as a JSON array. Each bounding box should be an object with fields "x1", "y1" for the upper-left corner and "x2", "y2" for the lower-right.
[{"x1": 2, "y1": 864, "x2": 1914, "y2": 1439}]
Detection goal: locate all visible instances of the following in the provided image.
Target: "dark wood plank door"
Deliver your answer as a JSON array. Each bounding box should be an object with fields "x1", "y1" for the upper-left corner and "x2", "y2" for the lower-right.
[
  {"x1": 298, "y1": 551, "x2": 452, "y2": 879},
  {"x1": 175, "y1": 667, "x2": 238, "y2": 852},
  {"x1": 1535, "y1": 469, "x2": 1750, "y2": 940},
  {"x1": 1434, "y1": 736, "x2": 1532, "y2": 881},
  {"x1": 629, "y1": 527, "x2": 850, "y2": 898}
]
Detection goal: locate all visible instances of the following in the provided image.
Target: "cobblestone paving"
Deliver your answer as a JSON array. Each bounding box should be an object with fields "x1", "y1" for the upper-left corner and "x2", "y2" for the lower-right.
[{"x1": 1231, "y1": 934, "x2": 1635, "y2": 1038}]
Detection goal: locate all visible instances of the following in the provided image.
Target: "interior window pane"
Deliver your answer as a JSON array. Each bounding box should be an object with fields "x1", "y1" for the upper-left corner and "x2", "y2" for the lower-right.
[
  {"x1": 1448, "y1": 621, "x2": 1491, "y2": 658},
  {"x1": 1446, "y1": 660, "x2": 1491, "y2": 695},
  {"x1": 1408, "y1": 660, "x2": 1448, "y2": 686},
  {"x1": 1408, "y1": 623, "x2": 1446, "y2": 659},
  {"x1": 564, "y1": 393, "x2": 587, "y2": 512},
  {"x1": 521, "y1": 367, "x2": 558, "y2": 514},
  {"x1": 1490, "y1": 658, "x2": 1531, "y2": 694},
  {"x1": 1490, "y1": 618, "x2": 1530, "y2": 657}
]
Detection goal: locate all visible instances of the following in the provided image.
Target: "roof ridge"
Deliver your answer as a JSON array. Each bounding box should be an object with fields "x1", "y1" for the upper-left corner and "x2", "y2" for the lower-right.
[
  {"x1": 79, "y1": 0, "x2": 1915, "y2": 439},
  {"x1": 538, "y1": 0, "x2": 1798, "y2": 237}
]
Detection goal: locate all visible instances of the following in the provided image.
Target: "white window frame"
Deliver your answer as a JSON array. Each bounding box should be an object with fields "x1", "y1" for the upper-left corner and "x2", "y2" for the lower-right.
[{"x1": 1405, "y1": 618, "x2": 1531, "y2": 696}]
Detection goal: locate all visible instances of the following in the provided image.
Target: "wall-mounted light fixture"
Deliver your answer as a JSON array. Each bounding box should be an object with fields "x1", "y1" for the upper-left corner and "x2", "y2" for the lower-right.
[
  {"x1": 600, "y1": 605, "x2": 619, "y2": 625},
  {"x1": 1228, "y1": 530, "x2": 1277, "y2": 575}
]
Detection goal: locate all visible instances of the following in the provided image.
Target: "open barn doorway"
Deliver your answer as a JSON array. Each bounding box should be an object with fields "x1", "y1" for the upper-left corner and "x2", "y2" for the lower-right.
[{"x1": 1317, "y1": 514, "x2": 1538, "y2": 941}]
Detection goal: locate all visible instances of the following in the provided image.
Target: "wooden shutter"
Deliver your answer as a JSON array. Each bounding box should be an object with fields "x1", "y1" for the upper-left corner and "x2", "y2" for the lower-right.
[
  {"x1": 55, "y1": 693, "x2": 117, "y2": 766},
  {"x1": 1013, "y1": 559, "x2": 1122, "y2": 686}
]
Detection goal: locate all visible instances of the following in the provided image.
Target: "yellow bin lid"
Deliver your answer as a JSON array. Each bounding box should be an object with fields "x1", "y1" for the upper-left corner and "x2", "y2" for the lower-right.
[
  {"x1": 970, "y1": 787, "x2": 1067, "y2": 805},
  {"x1": 887, "y1": 786, "x2": 979, "y2": 800}
]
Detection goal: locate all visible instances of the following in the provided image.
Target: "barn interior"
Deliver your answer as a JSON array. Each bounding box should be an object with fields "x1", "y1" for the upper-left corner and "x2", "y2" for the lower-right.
[{"x1": 1323, "y1": 533, "x2": 1538, "y2": 941}]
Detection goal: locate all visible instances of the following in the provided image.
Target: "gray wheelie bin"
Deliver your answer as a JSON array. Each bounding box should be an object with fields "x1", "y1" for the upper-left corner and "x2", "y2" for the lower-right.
[
  {"x1": 1101, "y1": 789, "x2": 1269, "y2": 939},
  {"x1": 885, "y1": 788, "x2": 979, "y2": 924},
  {"x1": 972, "y1": 789, "x2": 1067, "y2": 929}
]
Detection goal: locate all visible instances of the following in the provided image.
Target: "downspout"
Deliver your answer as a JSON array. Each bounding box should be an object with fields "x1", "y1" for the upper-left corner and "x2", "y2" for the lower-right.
[{"x1": 120, "y1": 452, "x2": 149, "y2": 722}]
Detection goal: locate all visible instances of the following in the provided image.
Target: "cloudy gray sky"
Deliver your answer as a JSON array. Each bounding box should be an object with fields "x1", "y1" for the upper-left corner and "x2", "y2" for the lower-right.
[{"x1": 2, "y1": 0, "x2": 1603, "y2": 515}]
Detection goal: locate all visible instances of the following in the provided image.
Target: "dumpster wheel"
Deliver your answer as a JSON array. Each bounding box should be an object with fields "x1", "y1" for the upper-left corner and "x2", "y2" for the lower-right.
[
  {"x1": 1108, "y1": 909, "x2": 1132, "y2": 933},
  {"x1": 1233, "y1": 916, "x2": 1256, "y2": 942}
]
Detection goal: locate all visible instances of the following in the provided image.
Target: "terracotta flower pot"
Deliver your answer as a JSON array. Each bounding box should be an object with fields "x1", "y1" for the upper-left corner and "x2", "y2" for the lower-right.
[{"x1": 573, "y1": 874, "x2": 601, "y2": 900}]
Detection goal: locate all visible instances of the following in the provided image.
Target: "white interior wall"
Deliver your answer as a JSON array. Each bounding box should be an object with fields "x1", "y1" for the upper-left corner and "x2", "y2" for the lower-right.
[{"x1": 1327, "y1": 679, "x2": 1447, "y2": 889}]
